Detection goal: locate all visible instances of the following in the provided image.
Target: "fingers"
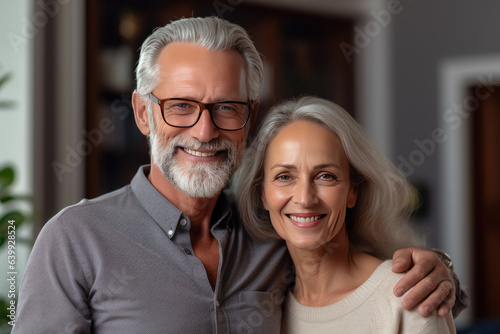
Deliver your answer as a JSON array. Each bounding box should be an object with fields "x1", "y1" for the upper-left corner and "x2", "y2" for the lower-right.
[
  {"x1": 394, "y1": 252, "x2": 440, "y2": 297},
  {"x1": 399, "y1": 272, "x2": 436, "y2": 310},
  {"x1": 392, "y1": 247, "x2": 415, "y2": 273},
  {"x1": 392, "y1": 247, "x2": 457, "y2": 317},
  {"x1": 416, "y1": 280, "x2": 455, "y2": 317},
  {"x1": 398, "y1": 265, "x2": 454, "y2": 316},
  {"x1": 437, "y1": 286, "x2": 456, "y2": 317}
]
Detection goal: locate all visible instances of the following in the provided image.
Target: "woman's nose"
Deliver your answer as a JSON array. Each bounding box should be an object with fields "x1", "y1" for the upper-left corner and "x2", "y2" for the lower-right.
[{"x1": 293, "y1": 179, "x2": 318, "y2": 207}]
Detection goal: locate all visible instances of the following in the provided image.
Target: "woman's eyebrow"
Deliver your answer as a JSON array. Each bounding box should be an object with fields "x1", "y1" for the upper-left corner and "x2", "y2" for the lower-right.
[
  {"x1": 269, "y1": 164, "x2": 296, "y2": 170},
  {"x1": 314, "y1": 163, "x2": 342, "y2": 170},
  {"x1": 269, "y1": 163, "x2": 342, "y2": 170}
]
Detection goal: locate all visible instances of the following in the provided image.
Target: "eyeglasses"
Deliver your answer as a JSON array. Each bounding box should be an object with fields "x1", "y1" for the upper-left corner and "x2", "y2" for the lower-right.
[{"x1": 149, "y1": 93, "x2": 253, "y2": 131}]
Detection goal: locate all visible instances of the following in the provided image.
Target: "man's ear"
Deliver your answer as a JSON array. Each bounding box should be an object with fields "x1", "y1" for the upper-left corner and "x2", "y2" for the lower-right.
[{"x1": 132, "y1": 90, "x2": 151, "y2": 136}]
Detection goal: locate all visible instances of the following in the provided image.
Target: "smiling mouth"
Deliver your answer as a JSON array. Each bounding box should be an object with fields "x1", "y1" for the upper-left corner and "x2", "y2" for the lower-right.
[
  {"x1": 182, "y1": 148, "x2": 219, "y2": 157},
  {"x1": 287, "y1": 215, "x2": 325, "y2": 224}
]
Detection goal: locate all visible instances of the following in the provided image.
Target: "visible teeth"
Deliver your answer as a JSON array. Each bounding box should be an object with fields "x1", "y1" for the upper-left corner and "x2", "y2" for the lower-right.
[
  {"x1": 184, "y1": 148, "x2": 216, "y2": 157},
  {"x1": 289, "y1": 215, "x2": 322, "y2": 224}
]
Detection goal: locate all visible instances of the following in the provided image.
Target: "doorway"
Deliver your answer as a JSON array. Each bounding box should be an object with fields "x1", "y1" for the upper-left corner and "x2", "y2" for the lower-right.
[
  {"x1": 439, "y1": 54, "x2": 500, "y2": 326},
  {"x1": 471, "y1": 84, "x2": 500, "y2": 319}
]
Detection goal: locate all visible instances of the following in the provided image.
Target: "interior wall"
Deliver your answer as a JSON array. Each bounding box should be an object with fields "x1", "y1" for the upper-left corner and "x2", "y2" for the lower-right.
[
  {"x1": 393, "y1": 0, "x2": 500, "y2": 242},
  {"x1": 393, "y1": 1, "x2": 500, "y2": 325}
]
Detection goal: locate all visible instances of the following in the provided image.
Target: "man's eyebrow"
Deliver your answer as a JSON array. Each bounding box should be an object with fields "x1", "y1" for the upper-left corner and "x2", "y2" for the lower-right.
[
  {"x1": 166, "y1": 96, "x2": 243, "y2": 102},
  {"x1": 212, "y1": 97, "x2": 247, "y2": 102}
]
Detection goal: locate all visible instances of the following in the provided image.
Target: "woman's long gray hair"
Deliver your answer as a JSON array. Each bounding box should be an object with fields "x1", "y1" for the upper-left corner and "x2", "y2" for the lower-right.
[{"x1": 233, "y1": 96, "x2": 424, "y2": 259}]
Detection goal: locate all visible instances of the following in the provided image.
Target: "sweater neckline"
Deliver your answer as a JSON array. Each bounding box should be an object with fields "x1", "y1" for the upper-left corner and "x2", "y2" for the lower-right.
[{"x1": 285, "y1": 260, "x2": 392, "y2": 322}]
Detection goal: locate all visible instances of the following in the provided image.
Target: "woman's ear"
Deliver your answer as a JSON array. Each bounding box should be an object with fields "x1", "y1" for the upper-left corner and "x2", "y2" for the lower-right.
[
  {"x1": 132, "y1": 90, "x2": 151, "y2": 136},
  {"x1": 347, "y1": 185, "x2": 358, "y2": 208}
]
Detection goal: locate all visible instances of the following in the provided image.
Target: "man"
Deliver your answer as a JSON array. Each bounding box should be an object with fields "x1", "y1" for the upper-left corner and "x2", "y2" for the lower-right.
[{"x1": 14, "y1": 17, "x2": 463, "y2": 333}]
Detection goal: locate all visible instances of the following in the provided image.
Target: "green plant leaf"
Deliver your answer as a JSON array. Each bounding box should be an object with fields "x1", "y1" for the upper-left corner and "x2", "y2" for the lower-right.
[
  {"x1": 0, "y1": 211, "x2": 24, "y2": 228},
  {"x1": 0, "y1": 195, "x2": 14, "y2": 203},
  {"x1": 0, "y1": 72, "x2": 12, "y2": 89},
  {"x1": 0, "y1": 101, "x2": 16, "y2": 109},
  {"x1": 0, "y1": 166, "x2": 15, "y2": 189},
  {"x1": 0, "y1": 194, "x2": 32, "y2": 204}
]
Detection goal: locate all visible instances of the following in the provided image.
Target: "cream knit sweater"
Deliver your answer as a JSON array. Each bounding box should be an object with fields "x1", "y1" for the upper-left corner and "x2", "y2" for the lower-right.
[{"x1": 282, "y1": 260, "x2": 456, "y2": 334}]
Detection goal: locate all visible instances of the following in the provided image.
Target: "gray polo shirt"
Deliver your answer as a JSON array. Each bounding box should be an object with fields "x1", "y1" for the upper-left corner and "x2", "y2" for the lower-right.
[{"x1": 14, "y1": 166, "x2": 292, "y2": 333}]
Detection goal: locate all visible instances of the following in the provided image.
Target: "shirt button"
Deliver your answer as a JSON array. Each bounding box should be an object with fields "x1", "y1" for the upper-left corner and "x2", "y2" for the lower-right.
[
  {"x1": 167, "y1": 229, "x2": 174, "y2": 237},
  {"x1": 180, "y1": 219, "x2": 187, "y2": 226},
  {"x1": 215, "y1": 300, "x2": 220, "y2": 307}
]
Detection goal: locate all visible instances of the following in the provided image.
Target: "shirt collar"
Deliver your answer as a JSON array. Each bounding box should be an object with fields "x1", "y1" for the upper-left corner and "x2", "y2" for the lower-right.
[{"x1": 131, "y1": 165, "x2": 234, "y2": 238}]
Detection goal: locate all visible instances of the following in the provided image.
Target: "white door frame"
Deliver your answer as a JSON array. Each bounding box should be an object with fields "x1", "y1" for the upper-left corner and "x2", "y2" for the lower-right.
[{"x1": 439, "y1": 54, "x2": 500, "y2": 326}]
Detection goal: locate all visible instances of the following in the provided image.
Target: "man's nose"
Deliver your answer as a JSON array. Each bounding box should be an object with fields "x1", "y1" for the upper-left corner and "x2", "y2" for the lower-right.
[{"x1": 188, "y1": 108, "x2": 219, "y2": 142}]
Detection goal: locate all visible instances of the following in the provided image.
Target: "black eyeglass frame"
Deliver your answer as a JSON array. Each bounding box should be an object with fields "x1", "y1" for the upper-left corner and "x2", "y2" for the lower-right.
[{"x1": 149, "y1": 93, "x2": 254, "y2": 131}]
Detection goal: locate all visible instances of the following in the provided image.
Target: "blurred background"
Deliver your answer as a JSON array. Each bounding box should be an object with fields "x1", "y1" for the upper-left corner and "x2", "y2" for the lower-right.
[{"x1": 1, "y1": 0, "x2": 499, "y2": 331}]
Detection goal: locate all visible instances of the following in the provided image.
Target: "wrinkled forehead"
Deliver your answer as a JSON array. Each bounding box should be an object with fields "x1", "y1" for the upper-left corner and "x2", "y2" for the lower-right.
[
  {"x1": 265, "y1": 120, "x2": 349, "y2": 169},
  {"x1": 155, "y1": 42, "x2": 248, "y2": 100}
]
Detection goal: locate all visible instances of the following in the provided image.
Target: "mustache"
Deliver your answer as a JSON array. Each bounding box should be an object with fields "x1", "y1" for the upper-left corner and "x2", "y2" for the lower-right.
[{"x1": 168, "y1": 137, "x2": 235, "y2": 152}]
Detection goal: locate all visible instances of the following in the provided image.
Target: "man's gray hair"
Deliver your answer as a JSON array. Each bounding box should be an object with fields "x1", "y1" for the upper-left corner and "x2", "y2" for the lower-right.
[
  {"x1": 135, "y1": 16, "x2": 263, "y2": 105},
  {"x1": 233, "y1": 96, "x2": 425, "y2": 260}
]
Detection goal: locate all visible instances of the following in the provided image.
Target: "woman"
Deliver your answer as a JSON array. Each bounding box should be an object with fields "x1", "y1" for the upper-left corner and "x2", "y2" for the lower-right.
[{"x1": 234, "y1": 96, "x2": 456, "y2": 333}]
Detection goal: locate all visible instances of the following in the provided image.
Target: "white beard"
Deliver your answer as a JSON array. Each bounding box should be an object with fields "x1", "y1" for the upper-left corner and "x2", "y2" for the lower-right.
[{"x1": 149, "y1": 130, "x2": 242, "y2": 198}]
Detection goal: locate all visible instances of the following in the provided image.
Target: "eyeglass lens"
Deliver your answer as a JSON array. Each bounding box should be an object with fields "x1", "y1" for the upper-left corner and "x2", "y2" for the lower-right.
[{"x1": 163, "y1": 100, "x2": 249, "y2": 130}]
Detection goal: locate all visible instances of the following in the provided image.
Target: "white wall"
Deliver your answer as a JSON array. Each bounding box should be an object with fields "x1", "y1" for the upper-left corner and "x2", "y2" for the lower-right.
[{"x1": 0, "y1": 0, "x2": 34, "y2": 307}]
